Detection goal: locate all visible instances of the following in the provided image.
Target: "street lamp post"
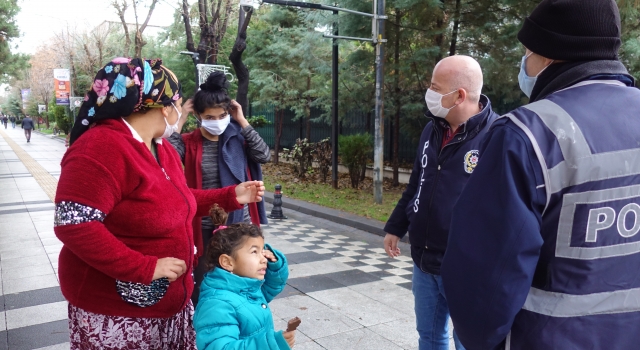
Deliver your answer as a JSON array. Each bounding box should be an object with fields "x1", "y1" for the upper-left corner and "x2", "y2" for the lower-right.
[
  {"x1": 180, "y1": 51, "x2": 201, "y2": 87},
  {"x1": 331, "y1": 10, "x2": 339, "y2": 189},
  {"x1": 247, "y1": 0, "x2": 386, "y2": 199},
  {"x1": 373, "y1": 0, "x2": 385, "y2": 204}
]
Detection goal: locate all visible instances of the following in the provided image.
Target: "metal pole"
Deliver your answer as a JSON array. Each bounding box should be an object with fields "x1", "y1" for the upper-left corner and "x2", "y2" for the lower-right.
[
  {"x1": 373, "y1": 0, "x2": 385, "y2": 204},
  {"x1": 193, "y1": 53, "x2": 200, "y2": 86},
  {"x1": 331, "y1": 9, "x2": 339, "y2": 189}
]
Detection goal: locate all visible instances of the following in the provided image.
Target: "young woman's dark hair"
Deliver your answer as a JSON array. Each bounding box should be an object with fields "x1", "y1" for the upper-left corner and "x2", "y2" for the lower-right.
[
  {"x1": 205, "y1": 204, "x2": 263, "y2": 270},
  {"x1": 194, "y1": 71, "x2": 232, "y2": 115}
]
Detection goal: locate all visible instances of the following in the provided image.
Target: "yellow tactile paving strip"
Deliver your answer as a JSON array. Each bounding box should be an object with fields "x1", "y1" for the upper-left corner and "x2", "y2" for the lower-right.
[{"x1": 0, "y1": 129, "x2": 58, "y2": 202}]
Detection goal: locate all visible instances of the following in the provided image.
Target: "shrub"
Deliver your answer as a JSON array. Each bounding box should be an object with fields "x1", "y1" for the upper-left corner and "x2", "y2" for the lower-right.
[
  {"x1": 52, "y1": 106, "x2": 72, "y2": 134},
  {"x1": 339, "y1": 133, "x2": 372, "y2": 189},
  {"x1": 246, "y1": 115, "x2": 271, "y2": 128},
  {"x1": 313, "y1": 137, "x2": 332, "y2": 183},
  {"x1": 284, "y1": 138, "x2": 315, "y2": 178}
]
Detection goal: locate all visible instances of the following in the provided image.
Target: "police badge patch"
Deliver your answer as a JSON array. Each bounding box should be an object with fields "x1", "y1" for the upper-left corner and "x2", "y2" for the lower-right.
[{"x1": 464, "y1": 150, "x2": 479, "y2": 174}]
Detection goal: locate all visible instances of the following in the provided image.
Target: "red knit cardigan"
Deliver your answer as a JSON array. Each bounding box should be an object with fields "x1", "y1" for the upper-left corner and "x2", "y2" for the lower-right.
[{"x1": 54, "y1": 119, "x2": 242, "y2": 318}]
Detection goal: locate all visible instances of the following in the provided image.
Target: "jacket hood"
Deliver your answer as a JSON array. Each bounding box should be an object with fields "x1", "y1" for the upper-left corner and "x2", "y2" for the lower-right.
[{"x1": 200, "y1": 267, "x2": 265, "y2": 299}]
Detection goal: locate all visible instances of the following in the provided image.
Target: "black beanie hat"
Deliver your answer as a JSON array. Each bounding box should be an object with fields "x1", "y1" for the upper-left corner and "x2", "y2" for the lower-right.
[{"x1": 517, "y1": 0, "x2": 622, "y2": 61}]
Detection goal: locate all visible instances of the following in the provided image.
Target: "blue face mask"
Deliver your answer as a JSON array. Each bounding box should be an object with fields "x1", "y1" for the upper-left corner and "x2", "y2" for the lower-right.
[{"x1": 518, "y1": 52, "x2": 553, "y2": 98}]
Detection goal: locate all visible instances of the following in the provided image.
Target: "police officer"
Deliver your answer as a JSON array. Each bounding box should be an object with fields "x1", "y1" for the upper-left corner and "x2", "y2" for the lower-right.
[
  {"x1": 441, "y1": 0, "x2": 640, "y2": 349},
  {"x1": 383, "y1": 55, "x2": 499, "y2": 350}
]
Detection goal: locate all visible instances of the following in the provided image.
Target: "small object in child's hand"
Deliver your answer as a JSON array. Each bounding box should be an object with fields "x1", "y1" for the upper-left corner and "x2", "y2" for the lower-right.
[{"x1": 286, "y1": 317, "x2": 301, "y2": 332}]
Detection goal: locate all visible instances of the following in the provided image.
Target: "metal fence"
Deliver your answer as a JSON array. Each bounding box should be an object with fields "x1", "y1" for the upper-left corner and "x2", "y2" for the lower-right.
[{"x1": 249, "y1": 104, "x2": 419, "y2": 163}]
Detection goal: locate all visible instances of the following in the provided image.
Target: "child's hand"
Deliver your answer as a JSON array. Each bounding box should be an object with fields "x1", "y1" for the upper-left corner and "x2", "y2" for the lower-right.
[
  {"x1": 263, "y1": 248, "x2": 277, "y2": 262},
  {"x1": 283, "y1": 330, "x2": 295, "y2": 348}
]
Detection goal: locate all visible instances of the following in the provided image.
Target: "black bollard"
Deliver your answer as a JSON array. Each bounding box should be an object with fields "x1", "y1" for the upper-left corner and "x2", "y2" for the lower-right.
[{"x1": 268, "y1": 184, "x2": 288, "y2": 220}]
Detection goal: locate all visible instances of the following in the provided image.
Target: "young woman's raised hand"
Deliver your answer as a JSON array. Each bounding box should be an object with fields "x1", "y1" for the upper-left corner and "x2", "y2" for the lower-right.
[
  {"x1": 229, "y1": 100, "x2": 250, "y2": 128},
  {"x1": 177, "y1": 99, "x2": 194, "y2": 133}
]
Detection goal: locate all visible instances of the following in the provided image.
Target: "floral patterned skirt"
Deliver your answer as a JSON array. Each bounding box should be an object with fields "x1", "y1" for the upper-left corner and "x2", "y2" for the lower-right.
[{"x1": 68, "y1": 302, "x2": 196, "y2": 350}]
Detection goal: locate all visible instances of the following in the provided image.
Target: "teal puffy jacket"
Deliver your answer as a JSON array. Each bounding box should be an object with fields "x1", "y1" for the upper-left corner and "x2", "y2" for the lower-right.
[{"x1": 194, "y1": 244, "x2": 290, "y2": 350}]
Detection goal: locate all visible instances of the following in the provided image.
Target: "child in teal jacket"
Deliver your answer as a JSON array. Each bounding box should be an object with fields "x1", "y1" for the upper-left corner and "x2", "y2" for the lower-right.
[{"x1": 194, "y1": 205, "x2": 294, "y2": 350}]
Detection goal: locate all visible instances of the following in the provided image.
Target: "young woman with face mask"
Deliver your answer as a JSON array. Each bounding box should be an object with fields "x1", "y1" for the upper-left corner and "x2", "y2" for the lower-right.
[{"x1": 167, "y1": 71, "x2": 271, "y2": 305}]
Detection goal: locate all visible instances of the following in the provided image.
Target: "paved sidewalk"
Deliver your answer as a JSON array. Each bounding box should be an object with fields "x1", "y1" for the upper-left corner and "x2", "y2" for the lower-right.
[
  {"x1": 0, "y1": 126, "x2": 68, "y2": 350},
  {"x1": 0, "y1": 125, "x2": 456, "y2": 349}
]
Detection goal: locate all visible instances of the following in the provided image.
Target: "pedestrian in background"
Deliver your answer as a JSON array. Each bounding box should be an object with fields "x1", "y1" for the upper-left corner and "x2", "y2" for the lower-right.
[
  {"x1": 382, "y1": 55, "x2": 499, "y2": 350},
  {"x1": 2, "y1": 115, "x2": 7, "y2": 129},
  {"x1": 167, "y1": 71, "x2": 270, "y2": 306},
  {"x1": 9, "y1": 115, "x2": 16, "y2": 128},
  {"x1": 21, "y1": 115, "x2": 34, "y2": 142},
  {"x1": 441, "y1": 1, "x2": 640, "y2": 349},
  {"x1": 55, "y1": 57, "x2": 265, "y2": 349}
]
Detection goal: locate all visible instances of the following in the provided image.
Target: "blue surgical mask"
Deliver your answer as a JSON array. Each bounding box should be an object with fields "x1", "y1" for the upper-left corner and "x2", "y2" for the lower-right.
[{"x1": 518, "y1": 52, "x2": 553, "y2": 98}]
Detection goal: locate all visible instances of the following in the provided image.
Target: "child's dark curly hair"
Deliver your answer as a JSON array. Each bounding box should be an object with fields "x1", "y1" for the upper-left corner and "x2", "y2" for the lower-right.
[{"x1": 205, "y1": 204, "x2": 263, "y2": 270}]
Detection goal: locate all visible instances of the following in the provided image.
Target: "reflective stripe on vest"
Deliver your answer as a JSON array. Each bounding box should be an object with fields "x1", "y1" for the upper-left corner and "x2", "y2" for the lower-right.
[
  {"x1": 523, "y1": 286, "x2": 640, "y2": 318},
  {"x1": 502, "y1": 81, "x2": 640, "y2": 214}
]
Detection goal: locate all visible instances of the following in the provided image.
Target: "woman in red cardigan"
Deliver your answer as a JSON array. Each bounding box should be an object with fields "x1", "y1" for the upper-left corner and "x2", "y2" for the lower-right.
[{"x1": 55, "y1": 58, "x2": 264, "y2": 350}]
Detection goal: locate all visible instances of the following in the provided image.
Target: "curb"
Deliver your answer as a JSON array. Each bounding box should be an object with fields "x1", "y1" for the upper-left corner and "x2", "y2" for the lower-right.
[
  {"x1": 33, "y1": 130, "x2": 66, "y2": 144},
  {"x1": 264, "y1": 191, "x2": 409, "y2": 243}
]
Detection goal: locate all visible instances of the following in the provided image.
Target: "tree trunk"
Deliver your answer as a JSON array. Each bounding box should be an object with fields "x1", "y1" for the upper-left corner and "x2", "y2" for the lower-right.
[
  {"x1": 305, "y1": 75, "x2": 311, "y2": 140},
  {"x1": 197, "y1": 0, "x2": 212, "y2": 63},
  {"x1": 434, "y1": 0, "x2": 446, "y2": 64},
  {"x1": 134, "y1": 31, "x2": 145, "y2": 58},
  {"x1": 212, "y1": 0, "x2": 233, "y2": 64},
  {"x1": 230, "y1": 7, "x2": 252, "y2": 116},
  {"x1": 274, "y1": 109, "x2": 284, "y2": 164},
  {"x1": 392, "y1": 9, "x2": 402, "y2": 187},
  {"x1": 113, "y1": 1, "x2": 131, "y2": 57},
  {"x1": 181, "y1": 0, "x2": 197, "y2": 53},
  {"x1": 69, "y1": 52, "x2": 79, "y2": 96},
  {"x1": 448, "y1": 0, "x2": 462, "y2": 56},
  {"x1": 132, "y1": 0, "x2": 157, "y2": 58},
  {"x1": 44, "y1": 101, "x2": 49, "y2": 129}
]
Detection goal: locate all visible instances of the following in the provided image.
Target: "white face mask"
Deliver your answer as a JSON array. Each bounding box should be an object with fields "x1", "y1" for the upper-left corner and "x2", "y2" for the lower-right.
[
  {"x1": 425, "y1": 89, "x2": 458, "y2": 118},
  {"x1": 161, "y1": 103, "x2": 182, "y2": 139},
  {"x1": 201, "y1": 115, "x2": 231, "y2": 136}
]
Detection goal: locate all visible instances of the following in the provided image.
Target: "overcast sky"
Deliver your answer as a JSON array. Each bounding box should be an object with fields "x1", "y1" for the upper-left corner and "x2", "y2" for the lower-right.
[{"x1": 14, "y1": 0, "x2": 179, "y2": 54}]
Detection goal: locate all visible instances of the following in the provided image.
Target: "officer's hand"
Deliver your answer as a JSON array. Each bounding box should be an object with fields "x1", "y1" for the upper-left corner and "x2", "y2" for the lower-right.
[{"x1": 383, "y1": 233, "x2": 401, "y2": 258}]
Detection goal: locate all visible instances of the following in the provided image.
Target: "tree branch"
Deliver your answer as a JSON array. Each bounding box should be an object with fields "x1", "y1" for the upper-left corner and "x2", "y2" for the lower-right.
[
  {"x1": 182, "y1": 0, "x2": 196, "y2": 52},
  {"x1": 140, "y1": 0, "x2": 159, "y2": 33},
  {"x1": 198, "y1": 0, "x2": 208, "y2": 26},
  {"x1": 111, "y1": 0, "x2": 131, "y2": 56}
]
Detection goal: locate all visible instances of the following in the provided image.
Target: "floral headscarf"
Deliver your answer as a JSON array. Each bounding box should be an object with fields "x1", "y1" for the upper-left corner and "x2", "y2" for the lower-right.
[{"x1": 69, "y1": 57, "x2": 182, "y2": 145}]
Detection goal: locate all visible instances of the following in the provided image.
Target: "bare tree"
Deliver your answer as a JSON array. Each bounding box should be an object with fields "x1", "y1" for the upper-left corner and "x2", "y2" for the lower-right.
[
  {"x1": 52, "y1": 28, "x2": 80, "y2": 96},
  {"x1": 181, "y1": 0, "x2": 236, "y2": 64},
  {"x1": 229, "y1": 5, "x2": 253, "y2": 115},
  {"x1": 29, "y1": 45, "x2": 60, "y2": 128},
  {"x1": 131, "y1": 0, "x2": 159, "y2": 58},
  {"x1": 112, "y1": 0, "x2": 131, "y2": 56},
  {"x1": 112, "y1": 0, "x2": 159, "y2": 58}
]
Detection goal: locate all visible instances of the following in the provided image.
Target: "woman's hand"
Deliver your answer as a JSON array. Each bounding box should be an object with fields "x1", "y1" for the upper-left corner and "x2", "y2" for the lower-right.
[
  {"x1": 283, "y1": 330, "x2": 296, "y2": 348},
  {"x1": 235, "y1": 180, "x2": 265, "y2": 204},
  {"x1": 177, "y1": 99, "x2": 194, "y2": 133},
  {"x1": 153, "y1": 257, "x2": 187, "y2": 282},
  {"x1": 229, "y1": 100, "x2": 250, "y2": 128}
]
